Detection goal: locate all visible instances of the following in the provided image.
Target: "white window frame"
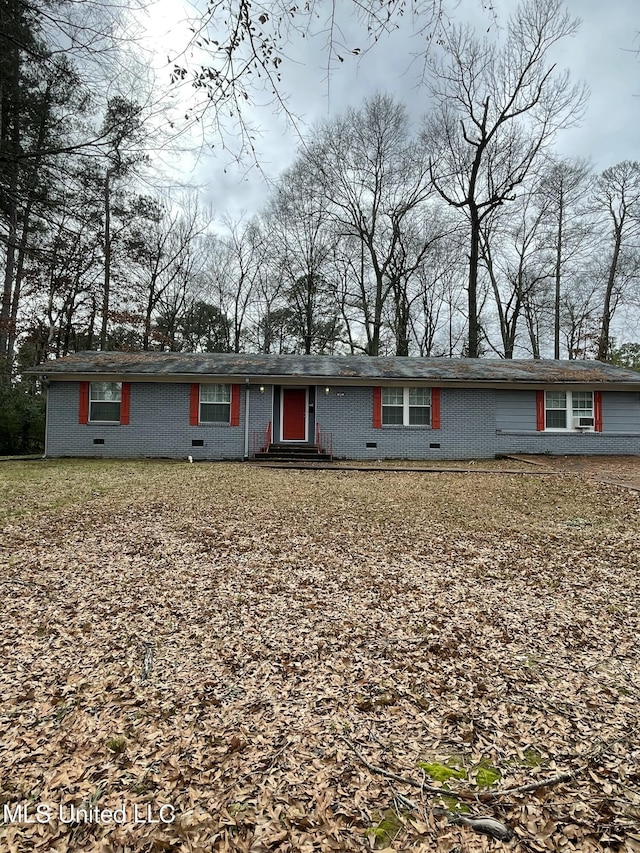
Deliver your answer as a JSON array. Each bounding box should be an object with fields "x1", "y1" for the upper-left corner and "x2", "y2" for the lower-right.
[
  {"x1": 89, "y1": 382, "x2": 121, "y2": 423},
  {"x1": 545, "y1": 390, "x2": 594, "y2": 431},
  {"x1": 382, "y1": 387, "x2": 431, "y2": 427},
  {"x1": 199, "y1": 384, "x2": 231, "y2": 424}
]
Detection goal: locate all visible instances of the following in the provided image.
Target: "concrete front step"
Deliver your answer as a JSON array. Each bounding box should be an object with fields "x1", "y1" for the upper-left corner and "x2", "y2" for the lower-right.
[
  {"x1": 254, "y1": 452, "x2": 333, "y2": 462},
  {"x1": 267, "y1": 443, "x2": 317, "y2": 451},
  {"x1": 253, "y1": 442, "x2": 333, "y2": 462}
]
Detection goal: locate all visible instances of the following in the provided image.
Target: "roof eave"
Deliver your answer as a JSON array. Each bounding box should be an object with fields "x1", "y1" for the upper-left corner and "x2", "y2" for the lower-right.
[{"x1": 40, "y1": 372, "x2": 640, "y2": 390}]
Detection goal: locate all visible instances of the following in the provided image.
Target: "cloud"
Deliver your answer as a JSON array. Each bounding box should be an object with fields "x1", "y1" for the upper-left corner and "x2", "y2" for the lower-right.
[{"x1": 144, "y1": 0, "x2": 640, "y2": 220}]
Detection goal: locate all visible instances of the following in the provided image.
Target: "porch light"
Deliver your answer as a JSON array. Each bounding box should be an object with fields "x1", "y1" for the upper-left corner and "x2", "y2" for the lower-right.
[
  {"x1": 324, "y1": 386, "x2": 330, "y2": 395},
  {"x1": 259, "y1": 385, "x2": 265, "y2": 393}
]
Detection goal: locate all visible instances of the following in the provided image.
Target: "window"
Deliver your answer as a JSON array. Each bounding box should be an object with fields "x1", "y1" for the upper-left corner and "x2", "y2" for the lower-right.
[
  {"x1": 190, "y1": 383, "x2": 240, "y2": 426},
  {"x1": 200, "y1": 384, "x2": 231, "y2": 423},
  {"x1": 382, "y1": 388, "x2": 403, "y2": 424},
  {"x1": 408, "y1": 388, "x2": 431, "y2": 424},
  {"x1": 90, "y1": 382, "x2": 121, "y2": 422},
  {"x1": 572, "y1": 392, "x2": 594, "y2": 426},
  {"x1": 382, "y1": 387, "x2": 431, "y2": 426},
  {"x1": 545, "y1": 390, "x2": 594, "y2": 430},
  {"x1": 545, "y1": 391, "x2": 567, "y2": 429}
]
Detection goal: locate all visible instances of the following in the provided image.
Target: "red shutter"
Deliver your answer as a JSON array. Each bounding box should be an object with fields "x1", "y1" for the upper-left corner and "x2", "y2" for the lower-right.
[
  {"x1": 189, "y1": 383, "x2": 200, "y2": 426},
  {"x1": 230, "y1": 384, "x2": 241, "y2": 426},
  {"x1": 120, "y1": 382, "x2": 130, "y2": 425},
  {"x1": 79, "y1": 382, "x2": 89, "y2": 424},
  {"x1": 431, "y1": 387, "x2": 441, "y2": 430},
  {"x1": 536, "y1": 390, "x2": 545, "y2": 431},
  {"x1": 594, "y1": 390, "x2": 603, "y2": 432},
  {"x1": 373, "y1": 387, "x2": 382, "y2": 429}
]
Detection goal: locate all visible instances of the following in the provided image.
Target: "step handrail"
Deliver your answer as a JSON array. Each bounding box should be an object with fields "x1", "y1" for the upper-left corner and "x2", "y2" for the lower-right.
[{"x1": 315, "y1": 423, "x2": 333, "y2": 460}]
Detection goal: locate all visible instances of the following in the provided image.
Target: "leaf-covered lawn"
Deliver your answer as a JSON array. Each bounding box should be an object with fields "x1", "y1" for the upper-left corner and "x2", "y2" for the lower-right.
[{"x1": 1, "y1": 460, "x2": 639, "y2": 852}]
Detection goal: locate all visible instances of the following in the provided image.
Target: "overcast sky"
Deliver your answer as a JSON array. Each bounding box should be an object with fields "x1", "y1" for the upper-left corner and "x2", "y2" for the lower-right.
[{"x1": 142, "y1": 0, "x2": 639, "y2": 221}]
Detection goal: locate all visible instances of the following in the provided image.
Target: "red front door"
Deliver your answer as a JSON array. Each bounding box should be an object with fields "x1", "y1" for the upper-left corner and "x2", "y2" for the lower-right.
[{"x1": 282, "y1": 388, "x2": 306, "y2": 441}]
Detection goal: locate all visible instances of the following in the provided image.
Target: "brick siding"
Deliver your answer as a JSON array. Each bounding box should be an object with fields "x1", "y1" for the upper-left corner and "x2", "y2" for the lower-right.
[{"x1": 45, "y1": 381, "x2": 640, "y2": 460}]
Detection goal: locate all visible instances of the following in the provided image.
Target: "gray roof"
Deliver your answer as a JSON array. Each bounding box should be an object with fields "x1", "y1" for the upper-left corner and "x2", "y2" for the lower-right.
[{"x1": 27, "y1": 351, "x2": 640, "y2": 387}]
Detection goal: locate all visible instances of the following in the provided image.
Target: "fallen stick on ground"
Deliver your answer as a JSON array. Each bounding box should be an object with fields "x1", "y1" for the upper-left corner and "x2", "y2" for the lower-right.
[
  {"x1": 339, "y1": 734, "x2": 587, "y2": 803},
  {"x1": 481, "y1": 767, "x2": 587, "y2": 799},
  {"x1": 141, "y1": 640, "x2": 155, "y2": 682}
]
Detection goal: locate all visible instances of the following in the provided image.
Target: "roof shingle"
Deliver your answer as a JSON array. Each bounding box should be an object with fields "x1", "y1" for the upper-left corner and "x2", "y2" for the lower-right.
[{"x1": 26, "y1": 352, "x2": 640, "y2": 386}]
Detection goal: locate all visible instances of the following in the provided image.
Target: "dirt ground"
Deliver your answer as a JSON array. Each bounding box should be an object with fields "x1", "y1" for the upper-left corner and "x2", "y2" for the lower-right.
[
  {"x1": 1, "y1": 459, "x2": 639, "y2": 852},
  {"x1": 259, "y1": 454, "x2": 640, "y2": 493},
  {"x1": 511, "y1": 455, "x2": 640, "y2": 491}
]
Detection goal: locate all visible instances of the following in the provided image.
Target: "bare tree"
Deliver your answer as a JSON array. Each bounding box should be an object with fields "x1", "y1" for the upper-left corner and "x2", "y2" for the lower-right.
[
  {"x1": 532, "y1": 157, "x2": 595, "y2": 358},
  {"x1": 480, "y1": 186, "x2": 550, "y2": 358},
  {"x1": 202, "y1": 216, "x2": 266, "y2": 353},
  {"x1": 592, "y1": 161, "x2": 640, "y2": 361},
  {"x1": 266, "y1": 162, "x2": 340, "y2": 354},
  {"x1": 328, "y1": 241, "x2": 372, "y2": 355},
  {"x1": 303, "y1": 93, "x2": 433, "y2": 355},
  {"x1": 561, "y1": 273, "x2": 600, "y2": 359},
  {"x1": 384, "y1": 204, "x2": 456, "y2": 355},
  {"x1": 396, "y1": 223, "x2": 466, "y2": 356},
  {"x1": 172, "y1": 0, "x2": 448, "y2": 159},
  {"x1": 124, "y1": 201, "x2": 209, "y2": 350},
  {"x1": 424, "y1": 0, "x2": 587, "y2": 357}
]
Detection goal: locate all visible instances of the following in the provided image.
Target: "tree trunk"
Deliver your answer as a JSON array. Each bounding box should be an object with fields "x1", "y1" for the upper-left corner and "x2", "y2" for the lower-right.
[
  {"x1": 553, "y1": 185, "x2": 564, "y2": 359},
  {"x1": 0, "y1": 109, "x2": 20, "y2": 379},
  {"x1": 369, "y1": 270, "x2": 384, "y2": 357},
  {"x1": 143, "y1": 273, "x2": 158, "y2": 351},
  {"x1": 86, "y1": 300, "x2": 96, "y2": 350},
  {"x1": 467, "y1": 211, "x2": 481, "y2": 358},
  {"x1": 100, "y1": 166, "x2": 115, "y2": 350},
  {"x1": 393, "y1": 284, "x2": 410, "y2": 356},
  {"x1": 597, "y1": 225, "x2": 622, "y2": 361},
  {"x1": 523, "y1": 298, "x2": 541, "y2": 359},
  {"x1": 0, "y1": 183, "x2": 18, "y2": 376},
  {"x1": 6, "y1": 80, "x2": 53, "y2": 370},
  {"x1": 7, "y1": 235, "x2": 27, "y2": 367},
  {"x1": 304, "y1": 281, "x2": 313, "y2": 354}
]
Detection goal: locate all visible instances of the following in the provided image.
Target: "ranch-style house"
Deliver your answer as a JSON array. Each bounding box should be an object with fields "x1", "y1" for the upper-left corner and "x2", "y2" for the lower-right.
[{"x1": 29, "y1": 351, "x2": 640, "y2": 460}]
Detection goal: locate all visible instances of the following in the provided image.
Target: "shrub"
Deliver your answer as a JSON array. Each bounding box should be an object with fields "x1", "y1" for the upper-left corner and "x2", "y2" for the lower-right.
[{"x1": 0, "y1": 384, "x2": 46, "y2": 455}]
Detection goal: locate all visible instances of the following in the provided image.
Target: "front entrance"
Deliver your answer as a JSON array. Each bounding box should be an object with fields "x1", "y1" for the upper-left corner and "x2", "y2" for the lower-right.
[{"x1": 281, "y1": 388, "x2": 307, "y2": 441}]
